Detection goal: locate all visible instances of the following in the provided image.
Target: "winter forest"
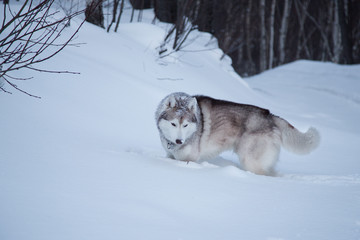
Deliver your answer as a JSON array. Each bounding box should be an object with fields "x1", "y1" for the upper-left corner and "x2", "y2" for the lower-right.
[
  {"x1": 1, "y1": 1, "x2": 360, "y2": 240},
  {"x1": 1, "y1": 0, "x2": 359, "y2": 86},
  {"x1": 85, "y1": 0, "x2": 360, "y2": 76}
]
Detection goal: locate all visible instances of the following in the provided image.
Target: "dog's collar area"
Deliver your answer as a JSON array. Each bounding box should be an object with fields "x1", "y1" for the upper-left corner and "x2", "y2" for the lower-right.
[{"x1": 167, "y1": 141, "x2": 176, "y2": 150}]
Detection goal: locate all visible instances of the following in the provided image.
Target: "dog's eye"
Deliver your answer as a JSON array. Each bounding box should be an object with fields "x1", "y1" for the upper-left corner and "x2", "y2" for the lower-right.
[
  {"x1": 171, "y1": 123, "x2": 176, "y2": 127},
  {"x1": 183, "y1": 124, "x2": 188, "y2": 128}
]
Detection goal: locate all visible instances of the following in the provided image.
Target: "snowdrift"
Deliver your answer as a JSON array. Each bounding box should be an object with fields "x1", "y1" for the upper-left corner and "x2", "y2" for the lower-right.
[{"x1": 1, "y1": 5, "x2": 360, "y2": 240}]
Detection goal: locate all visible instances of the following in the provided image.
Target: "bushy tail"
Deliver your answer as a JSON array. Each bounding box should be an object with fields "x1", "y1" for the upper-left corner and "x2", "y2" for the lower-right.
[{"x1": 274, "y1": 117, "x2": 320, "y2": 155}]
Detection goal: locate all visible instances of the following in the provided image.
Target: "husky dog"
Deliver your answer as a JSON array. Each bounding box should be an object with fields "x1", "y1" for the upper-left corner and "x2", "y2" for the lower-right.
[{"x1": 155, "y1": 92, "x2": 320, "y2": 176}]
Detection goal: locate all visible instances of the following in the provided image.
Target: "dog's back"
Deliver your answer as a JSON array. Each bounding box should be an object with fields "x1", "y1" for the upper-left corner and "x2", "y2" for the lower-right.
[{"x1": 195, "y1": 96, "x2": 279, "y2": 161}]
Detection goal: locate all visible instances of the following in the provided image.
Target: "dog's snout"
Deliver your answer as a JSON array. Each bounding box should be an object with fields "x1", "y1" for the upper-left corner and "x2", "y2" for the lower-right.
[{"x1": 176, "y1": 139, "x2": 183, "y2": 145}]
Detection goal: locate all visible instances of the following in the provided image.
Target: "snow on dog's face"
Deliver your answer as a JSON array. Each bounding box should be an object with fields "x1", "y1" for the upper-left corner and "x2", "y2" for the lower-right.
[{"x1": 158, "y1": 94, "x2": 198, "y2": 145}]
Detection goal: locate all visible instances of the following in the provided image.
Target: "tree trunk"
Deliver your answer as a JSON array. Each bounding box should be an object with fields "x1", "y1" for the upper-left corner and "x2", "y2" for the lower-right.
[
  {"x1": 259, "y1": 0, "x2": 266, "y2": 72},
  {"x1": 294, "y1": 0, "x2": 310, "y2": 59},
  {"x1": 130, "y1": 7, "x2": 135, "y2": 22},
  {"x1": 107, "y1": 0, "x2": 120, "y2": 32},
  {"x1": 279, "y1": 0, "x2": 292, "y2": 64},
  {"x1": 268, "y1": 0, "x2": 276, "y2": 69},
  {"x1": 114, "y1": 0, "x2": 125, "y2": 32},
  {"x1": 332, "y1": 0, "x2": 341, "y2": 63},
  {"x1": 336, "y1": 0, "x2": 353, "y2": 64},
  {"x1": 245, "y1": 0, "x2": 253, "y2": 73}
]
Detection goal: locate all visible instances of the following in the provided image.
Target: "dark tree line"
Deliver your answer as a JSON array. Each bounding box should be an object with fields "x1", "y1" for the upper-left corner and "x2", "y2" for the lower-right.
[
  {"x1": 85, "y1": 0, "x2": 153, "y2": 32},
  {"x1": 137, "y1": 0, "x2": 359, "y2": 77}
]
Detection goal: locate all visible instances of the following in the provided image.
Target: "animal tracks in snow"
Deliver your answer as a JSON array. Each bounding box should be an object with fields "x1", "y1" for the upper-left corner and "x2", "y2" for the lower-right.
[
  {"x1": 283, "y1": 174, "x2": 360, "y2": 186},
  {"x1": 306, "y1": 86, "x2": 360, "y2": 106},
  {"x1": 123, "y1": 147, "x2": 359, "y2": 186}
]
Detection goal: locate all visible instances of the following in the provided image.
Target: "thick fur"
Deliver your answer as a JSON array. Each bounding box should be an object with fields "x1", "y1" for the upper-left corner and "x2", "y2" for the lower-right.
[{"x1": 155, "y1": 92, "x2": 320, "y2": 176}]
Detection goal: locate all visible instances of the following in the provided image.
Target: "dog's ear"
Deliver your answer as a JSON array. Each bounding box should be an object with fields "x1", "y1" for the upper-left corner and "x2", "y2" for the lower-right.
[
  {"x1": 168, "y1": 95, "x2": 176, "y2": 108},
  {"x1": 188, "y1": 97, "x2": 198, "y2": 112},
  {"x1": 166, "y1": 95, "x2": 176, "y2": 108}
]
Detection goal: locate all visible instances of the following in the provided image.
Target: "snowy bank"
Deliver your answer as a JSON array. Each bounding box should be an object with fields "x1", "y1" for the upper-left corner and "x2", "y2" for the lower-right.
[{"x1": 1, "y1": 7, "x2": 360, "y2": 240}]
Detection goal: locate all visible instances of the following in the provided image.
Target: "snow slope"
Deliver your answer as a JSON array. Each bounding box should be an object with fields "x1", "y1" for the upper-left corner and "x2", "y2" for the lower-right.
[{"x1": 1, "y1": 4, "x2": 360, "y2": 240}]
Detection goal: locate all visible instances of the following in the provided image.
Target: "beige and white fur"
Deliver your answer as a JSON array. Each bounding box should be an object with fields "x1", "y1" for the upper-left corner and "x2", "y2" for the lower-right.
[{"x1": 155, "y1": 92, "x2": 320, "y2": 176}]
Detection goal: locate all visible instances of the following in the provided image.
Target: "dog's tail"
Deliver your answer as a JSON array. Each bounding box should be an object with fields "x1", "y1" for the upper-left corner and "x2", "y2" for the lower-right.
[{"x1": 274, "y1": 116, "x2": 320, "y2": 155}]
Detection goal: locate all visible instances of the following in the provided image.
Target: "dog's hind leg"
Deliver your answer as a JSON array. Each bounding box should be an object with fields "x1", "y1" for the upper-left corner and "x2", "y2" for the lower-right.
[{"x1": 236, "y1": 133, "x2": 281, "y2": 176}]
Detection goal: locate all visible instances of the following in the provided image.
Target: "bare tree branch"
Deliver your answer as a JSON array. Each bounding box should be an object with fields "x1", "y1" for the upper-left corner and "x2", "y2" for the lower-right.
[{"x1": 0, "y1": 0, "x2": 86, "y2": 98}]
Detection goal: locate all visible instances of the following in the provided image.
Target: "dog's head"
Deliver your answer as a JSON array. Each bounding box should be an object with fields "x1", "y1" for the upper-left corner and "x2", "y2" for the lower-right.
[{"x1": 156, "y1": 93, "x2": 199, "y2": 145}]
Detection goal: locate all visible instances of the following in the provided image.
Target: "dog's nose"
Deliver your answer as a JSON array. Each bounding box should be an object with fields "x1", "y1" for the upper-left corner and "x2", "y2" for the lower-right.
[{"x1": 176, "y1": 139, "x2": 183, "y2": 145}]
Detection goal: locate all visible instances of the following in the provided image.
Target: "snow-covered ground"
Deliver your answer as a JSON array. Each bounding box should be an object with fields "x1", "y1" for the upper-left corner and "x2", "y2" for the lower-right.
[{"x1": 1, "y1": 3, "x2": 360, "y2": 240}]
